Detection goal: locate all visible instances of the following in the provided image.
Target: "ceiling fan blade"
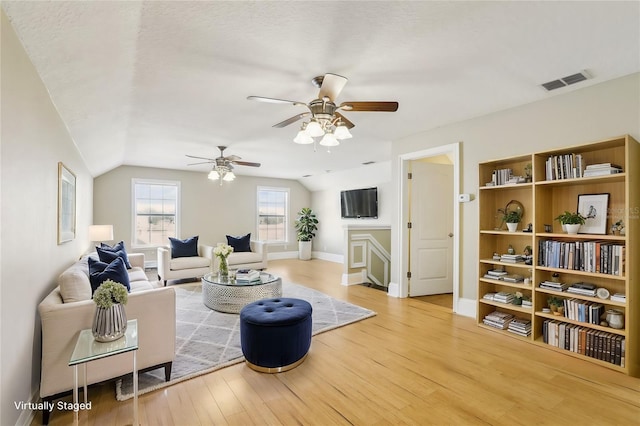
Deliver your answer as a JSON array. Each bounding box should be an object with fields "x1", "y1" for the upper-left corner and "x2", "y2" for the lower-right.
[
  {"x1": 273, "y1": 112, "x2": 311, "y2": 128},
  {"x1": 335, "y1": 112, "x2": 355, "y2": 129},
  {"x1": 247, "y1": 96, "x2": 302, "y2": 105},
  {"x1": 187, "y1": 161, "x2": 214, "y2": 166},
  {"x1": 318, "y1": 73, "x2": 348, "y2": 101},
  {"x1": 186, "y1": 154, "x2": 215, "y2": 161},
  {"x1": 339, "y1": 101, "x2": 399, "y2": 112},
  {"x1": 232, "y1": 160, "x2": 261, "y2": 167}
]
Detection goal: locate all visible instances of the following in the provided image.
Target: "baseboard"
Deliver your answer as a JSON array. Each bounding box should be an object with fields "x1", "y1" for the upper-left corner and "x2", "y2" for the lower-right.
[
  {"x1": 14, "y1": 388, "x2": 39, "y2": 426},
  {"x1": 267, "y1": 251, "x2": 299, "y2": 260},
  {"x1": 313, "y1": 251, "x2": 343, "y2": 263},
  {"x1": 341, "y1": 270, "x2": 367, "y2": 286}
]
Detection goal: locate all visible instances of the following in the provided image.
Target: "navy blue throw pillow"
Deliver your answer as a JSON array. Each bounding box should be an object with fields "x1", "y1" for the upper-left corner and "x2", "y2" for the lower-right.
[
  {"x1": 226, "y1": 233, "x2": 251, "y2": 252},
  {"x1": 96, "y1": 246, "x2": 131, "y2": 269},
  {"x1": 88, "y1": 257, "x2": 130, "y2": 293},
  {"x1": 169, "y1": 236, "x2": 199, "y2": 258},
  {"x1": 100, "y1": 240, "x2": 126, "y2": 252}
]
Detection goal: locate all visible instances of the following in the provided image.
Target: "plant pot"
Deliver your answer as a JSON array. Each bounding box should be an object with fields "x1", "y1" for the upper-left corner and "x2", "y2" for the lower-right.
[
  {"x1": 506, "y1": 222, "x2": 518, "y2": 232},
  {"x1": 565, "y1": 224, "x2": 581, "y2": 234},
  {"x1": 298, "y1": 241, "x2": 312, "y2": 261},
  {"x1": 92, "y1": 303, "x2": 127, "y2": 342}
]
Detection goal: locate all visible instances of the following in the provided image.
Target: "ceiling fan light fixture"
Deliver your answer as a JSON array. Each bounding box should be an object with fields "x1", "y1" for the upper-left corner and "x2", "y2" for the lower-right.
[
  {"x1": 334, "y1": 123, "x2": 352, "y2": 140},
  {"x1": 306, "y1": 120, "x2": 324, "y2": 137},
  {"x1": 294, "y1": 124, "x2": 314, "y2": 144},
  {"x1": 223, "y1": 171, "x2": 236, "y2": 181},
  {"x1": 319, "y1": 132, "x2": 339, "y2": 147},
  {"x1": 208, "y1": 170, "x2": 219, "y2": 180}
]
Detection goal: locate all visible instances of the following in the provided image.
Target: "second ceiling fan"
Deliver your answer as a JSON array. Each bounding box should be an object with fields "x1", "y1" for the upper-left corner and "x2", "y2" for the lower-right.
[{"x1": 247, "y1": 73, "x2": 398, "y2": 146}]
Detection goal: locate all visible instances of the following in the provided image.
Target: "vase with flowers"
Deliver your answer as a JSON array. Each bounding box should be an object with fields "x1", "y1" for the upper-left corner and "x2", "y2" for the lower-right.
[
  {"x1": 92, "y1": 280, "x2": 129, "y2": 342},
  {"x1": 214, "y1": 243, "x2": 234, "y2": 279}
]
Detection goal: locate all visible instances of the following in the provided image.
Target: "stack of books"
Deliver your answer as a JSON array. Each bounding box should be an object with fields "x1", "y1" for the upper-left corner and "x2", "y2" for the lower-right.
[
  {"x1": 482, "y1": 311, "x2": 514, "y2": 329},
  {"x1": 539, "y1": 281, "x2": 567, "y2": 292},
  {"x1": 610, "y1": 293, "x2": 626, "y2": 303},
  {"x1": 503, "y1": 274, "x2": 524, "y2": 283},
  {"x1": 583, "y1": 163, "x2": 622, "y2": 177},
  {"x1": 566, "y1": 282, "x2": 597, "y2": 297},
  {"x1": 500, "y1": 254, "x2": 524, "y2": 263},
  {"x1": 482, "y1": 292, "x2": 497, "y2": 301},
  {"x1": 493, "y1": 292, "x2": 514, "y2": 304},
  {"x1": 521, "y1": 299, "x2": 532, "y2": 308},
  {"x1": 484, "y1": 269, "x2": 508, "y2": 280},
  {"x1": 508, "y1": 317, "x2": 532, "y2": 337},
  {"x1": 235, "y1": 269, "x2": 261, "y2": 284}
]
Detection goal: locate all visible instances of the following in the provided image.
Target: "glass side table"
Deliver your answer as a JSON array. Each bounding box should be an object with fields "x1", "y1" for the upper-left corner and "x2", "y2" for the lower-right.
[{"x1": 69, "y1": 319, "x2": 139, "y2": 425}]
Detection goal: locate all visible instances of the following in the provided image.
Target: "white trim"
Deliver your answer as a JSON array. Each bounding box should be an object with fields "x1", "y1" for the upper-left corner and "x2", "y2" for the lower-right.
[
  {"x1": 341, "y1": 270, "x2": 367, "y2": 286},
  {"x1": 367, "y1": 244, "x2": 389, "y2": 287},
  {"x1": 14, "y1": 388, "x2": 39, "y2": 426},
  {"x1": 456, "y1": 298, "x2": 476, "y2": 318},
  {"x1": 396, "y1": 142, "x2": 461, "y2": 314},
  {"x1": 131, "y1": 178, "x2": 181, "y2": 249},
  {"x1": 349, "y1": 241, "x2": 367, "y2": 268}
]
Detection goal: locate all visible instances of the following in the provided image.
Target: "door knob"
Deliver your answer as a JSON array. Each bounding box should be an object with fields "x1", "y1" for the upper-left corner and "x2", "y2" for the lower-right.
[{"x1": 448, "y1": 232, "x2": 454, "y2": 237}]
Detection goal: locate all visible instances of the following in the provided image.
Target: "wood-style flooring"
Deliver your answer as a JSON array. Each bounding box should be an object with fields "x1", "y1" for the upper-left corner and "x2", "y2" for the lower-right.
[{"x1": 35, "y1": 259, "x2": 640, "y2": 425}]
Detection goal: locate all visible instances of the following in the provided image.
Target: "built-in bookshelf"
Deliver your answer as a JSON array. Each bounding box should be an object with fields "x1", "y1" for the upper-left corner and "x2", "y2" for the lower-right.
[{"x1": 477, "y1": 135, "x2": 639, "y2": 377}]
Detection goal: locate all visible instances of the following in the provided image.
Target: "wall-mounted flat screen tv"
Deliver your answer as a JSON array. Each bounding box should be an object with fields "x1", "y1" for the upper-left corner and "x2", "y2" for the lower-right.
[{"x1": 340, "y1": 187, "x2": 378, "y2": 219}]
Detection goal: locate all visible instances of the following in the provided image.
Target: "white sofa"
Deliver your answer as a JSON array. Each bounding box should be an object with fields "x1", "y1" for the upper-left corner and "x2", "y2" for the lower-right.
[
  {"x1": 157, "y1": 244, "x2": 213, "y2": 286},
  {"x1": 214, "y1": 240, "x2": 268, "y2": 272},
  {"x1": 38, "y1": 252, "x2": 175, "y2": 424}
]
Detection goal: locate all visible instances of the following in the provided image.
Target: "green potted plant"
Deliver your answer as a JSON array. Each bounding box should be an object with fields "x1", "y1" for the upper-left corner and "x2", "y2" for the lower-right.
[
  {"x1": 92, "y1": 280, "x2": 129, "y2": 342},
  {"x1": 503, "y1": 210, "x2": 522, "y2": 232},
  {"x1": 294, "y1": 207, "x2": 318, "y2": 260},
  {"x1": 547, "y1": 296, "x2": 564, "y2": 316},
  {"x1": 554, "y1": 211, "x2": 586, "y2": 234}
]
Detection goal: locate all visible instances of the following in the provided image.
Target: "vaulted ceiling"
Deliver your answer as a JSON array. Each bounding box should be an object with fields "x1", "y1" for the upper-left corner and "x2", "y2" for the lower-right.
[{"x1": 3, "y1": 1, "x2": 639, "y2": 181}]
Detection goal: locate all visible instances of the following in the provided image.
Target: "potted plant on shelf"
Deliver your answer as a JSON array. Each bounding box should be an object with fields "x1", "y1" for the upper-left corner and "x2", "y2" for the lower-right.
[
  {"x1": 503, "y1": 210, "x2": 522, "y2": 232},
  {"x1": 547, "y1": 296, "x2": 564, "y2": 316},
  {"x1": 294, "y1": 207, "x2": 318, "y2": 261},
  {"x1": 555, "y1": 211, "x2": 586, "y2": 234}
]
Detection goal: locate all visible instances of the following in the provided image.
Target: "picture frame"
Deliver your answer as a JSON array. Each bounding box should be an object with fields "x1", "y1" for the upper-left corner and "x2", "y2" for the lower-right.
[
  {"x1": 58, "y1": 162, "x2": 76, "y2": 244},
  {"x1": 577, "y1": 193, "x2": 609, "y2": 235}
]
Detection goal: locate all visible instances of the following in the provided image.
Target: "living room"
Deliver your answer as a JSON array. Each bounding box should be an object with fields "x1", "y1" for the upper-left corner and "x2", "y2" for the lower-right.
[{"x1": 3, "y1": 2, "x2": 640, "y2": 425}]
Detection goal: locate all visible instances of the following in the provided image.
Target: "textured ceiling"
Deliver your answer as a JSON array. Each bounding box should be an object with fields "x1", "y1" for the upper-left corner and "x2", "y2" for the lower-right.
[{"x1": 3, "y1": 1, "x2": 639, "y2": 183}]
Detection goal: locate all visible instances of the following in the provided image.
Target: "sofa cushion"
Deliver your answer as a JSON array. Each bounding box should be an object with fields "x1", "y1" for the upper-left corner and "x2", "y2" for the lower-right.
[
  {"x1": 129, "y1": 280, "x2": 155, "y2": 292},
  {"x1": 58, "y1": 260, "x2": 92, "y2": 303},
  {"x1": 97, "y1": 246, "x2": 131, "y2": 269},
  {"x1": 127, "y1": 267, "x2": 149, "y2": 283},
  {"x1": 227, "y1": 233, "x2": 251, "y2": 252},
  {"x1": 169, "y1": 236, "x2": 199, "y2": 258},
  {"x1": 228, "y1": 251, "x2": 262, "y2": 265},
  {"x1": 169, "y1": 255, "x2": 210, "y2": 271},
  {"x1": 89, "y1": 257, "x2": 131, "y2": 293}
]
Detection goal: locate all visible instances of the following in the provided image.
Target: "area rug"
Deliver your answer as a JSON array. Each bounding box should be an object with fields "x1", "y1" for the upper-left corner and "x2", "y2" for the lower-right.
[{"x1": 115, "y1": 281, "x2": 375, "y2": 400}]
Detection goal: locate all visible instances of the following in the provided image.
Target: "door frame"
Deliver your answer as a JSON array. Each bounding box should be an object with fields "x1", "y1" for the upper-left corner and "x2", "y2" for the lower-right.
[{"x1": 396, "y1": 142, "x2": 460, "y2": 312}]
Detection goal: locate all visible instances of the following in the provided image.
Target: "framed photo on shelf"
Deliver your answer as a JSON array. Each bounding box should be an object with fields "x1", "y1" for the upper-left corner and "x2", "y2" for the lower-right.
[
  {"x1": 577, "y1": 193, "x2": 609, "y2": 235},
  {"x1": 58, "y1": 162, "x2": 76, "y2": 244}
]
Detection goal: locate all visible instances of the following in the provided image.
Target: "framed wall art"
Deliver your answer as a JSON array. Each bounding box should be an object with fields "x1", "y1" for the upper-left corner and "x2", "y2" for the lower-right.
[
  {"x1": 58, "y1": 162, "x2": 76, "y2": 244},
  {"x1": 577, "y1": 193, "x2": 609, "y2": 235}
]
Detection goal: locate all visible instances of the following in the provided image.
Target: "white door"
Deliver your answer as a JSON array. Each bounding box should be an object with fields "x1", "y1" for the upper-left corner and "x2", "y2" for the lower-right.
[{"x1": 409, "y1": 162, "x2": 454, "y2": 296}]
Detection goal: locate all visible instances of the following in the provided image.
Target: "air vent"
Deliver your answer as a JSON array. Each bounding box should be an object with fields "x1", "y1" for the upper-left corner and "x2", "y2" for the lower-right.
[
  {"x1": 362, "y1": 161, "x2": 376, "y2": 165},
  {"x1": 541, "y1": 70, "x2": 590, "y2": 91},
  {"x1": 302, "y1": 174, "x2": 312, "y2": 178}
]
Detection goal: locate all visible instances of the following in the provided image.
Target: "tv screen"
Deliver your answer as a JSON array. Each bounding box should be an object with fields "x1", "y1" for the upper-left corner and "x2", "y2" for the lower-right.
[{"x1": 340, "y1": 187, "x2": 378, "y2": 219}]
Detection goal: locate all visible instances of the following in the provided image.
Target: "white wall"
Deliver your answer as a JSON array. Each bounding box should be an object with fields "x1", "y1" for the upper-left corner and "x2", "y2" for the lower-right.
[
  {"x1": 391, "y1": 72, "x2": 640, "y2": 312},
  {"x1": 93, "y1": 166, "x2": 311, "y2": 259},
  {"x1": 309, "y1": 162, "x2": 392, "y2": 256},
  {"x1": 1, "y1": 11, "x2": 93, "y2": 425}
]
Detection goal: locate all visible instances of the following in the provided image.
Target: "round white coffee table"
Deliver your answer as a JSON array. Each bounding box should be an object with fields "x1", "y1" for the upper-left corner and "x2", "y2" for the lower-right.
[{"x1": 202, "y1": 272, "x2": 282, "y2": 313}]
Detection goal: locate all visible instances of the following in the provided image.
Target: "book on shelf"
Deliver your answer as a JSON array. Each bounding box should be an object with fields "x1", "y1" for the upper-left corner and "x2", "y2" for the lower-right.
[
  {"x1": 500, "y1": 254, "x2": 525, "y2": 263},
  {"x1": 493, "y1": 292, "x2": 515, "y2": 303},
  {"x1": 502, "y1": 274, "x2": 524, "y2": 283},
  {"x1": 235, "y1": 269, "x2": 261, "y2": 282},
  {"x1": 537, "y1": 239, "x2": 625, "y2": 276},
  {"x1": 583, "y1": 163, "x2": 623, "y2": 176},
  {"x1": 539, "y1": 281, "x2": 568, "y2": 292},
  {"x1": 545, "y1": 153, "x2": 584, "y2": 180},
  {"x1": 482, "y1": 292, "x2": 497, "y2": 301},
  {"x1": 566, "y1": 282, "x2": 597, "y2": 297},
  {"x1": 610, "y1": 293, "x2": 626, "y2": 303}
]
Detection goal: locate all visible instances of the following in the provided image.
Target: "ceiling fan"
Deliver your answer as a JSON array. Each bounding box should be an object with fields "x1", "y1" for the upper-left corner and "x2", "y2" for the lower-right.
[
  {"x1": 186, "y1": 146, "x2": 260, "y2": 185},
  {"x1": 247, "y1": 73, "x2": 398, "y2": 147}
]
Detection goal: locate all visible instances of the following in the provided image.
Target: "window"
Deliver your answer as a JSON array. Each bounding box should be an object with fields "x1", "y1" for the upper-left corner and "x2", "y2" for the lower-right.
[
  {"x1": 257, "y1": 187, "x2": 289, "y2": 243},
  {"x1": 132, "y1": 179, "x2": 180, "y2": 247}
]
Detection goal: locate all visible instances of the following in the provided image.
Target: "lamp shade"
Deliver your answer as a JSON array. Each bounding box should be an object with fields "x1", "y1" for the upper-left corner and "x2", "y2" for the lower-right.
[
  {"x1": 89, "y1": 225, "x2": 113, "y2": 242},
  {"x1": 319, "y1": 132, "x2": 339, "y2": 147},
  {"x1": 305, "y1": 120, "x2": 324, "y2": 137},
  {"x1": 294, "y1": 129, "x2": 314, "y2": 144},
  {"x1": 334, "y1": 123, "x2": 353, "y2": 140},
  {"x1": 223, "y1": 171, "x2": 236, "y2": 181}
]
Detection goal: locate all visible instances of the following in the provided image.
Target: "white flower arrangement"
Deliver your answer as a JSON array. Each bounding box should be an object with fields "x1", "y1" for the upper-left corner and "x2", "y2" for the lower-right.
[
  {"x1": 93, "y1": 280, "x2": 128, "y2": 309},
  {"x1": 213, "y1": 244, "x2": 233, "y2": 259}
]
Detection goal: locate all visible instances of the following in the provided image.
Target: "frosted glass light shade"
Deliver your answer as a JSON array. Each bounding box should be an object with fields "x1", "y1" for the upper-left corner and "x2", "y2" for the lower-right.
[
  {"x1": 208, "y1": 170, "x2": 219, "y2": 180},
  {"x1": 305, "y1": 120, "x2": 324, "y2": 137},
  {"x1": 334, "y1": 124, "x2": 352, "y2": 140},
  {"x1": 89, "y1": 225, "x2": 113, "y2": 242},
  {"x1": 319, "y1": 132, "x2": 339, "y2": 147},
  {"x1": 223, "y1": 171, "x2": 236, "y2": 181},
  {"x1": 294, "y1": 130, "x2": 314, "y2": 144}
]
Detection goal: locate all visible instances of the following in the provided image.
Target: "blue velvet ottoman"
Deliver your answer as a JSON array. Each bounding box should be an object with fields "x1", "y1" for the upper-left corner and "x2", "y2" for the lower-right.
[{"x1": 240, "y1": 298, "x2": 312, "y2": 373}]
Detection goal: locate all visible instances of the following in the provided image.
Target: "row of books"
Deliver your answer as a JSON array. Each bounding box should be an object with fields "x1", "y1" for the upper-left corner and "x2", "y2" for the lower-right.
[
  {"x1": 538, "y1": 239, "x2": 625, "y2": 276},
  {"x1": 560, "y1": 299, "x2": 606, "y2": 324},
  {"x1": 486, "y1": 168, "x2": 513, "y2": 186},
  {"x1": 542, "y1": 320, "x2": 625, "y2": 367},
  {"x1": 545, "y1": 153, "x2": 584, "y2": 180},
  {"x1": 583, "y1": 163, "x2": 623, "y2": 177}
]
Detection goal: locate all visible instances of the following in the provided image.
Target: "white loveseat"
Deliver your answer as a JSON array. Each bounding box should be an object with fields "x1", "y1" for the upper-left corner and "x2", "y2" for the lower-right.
[
  {"x1": 157, "y1": 244, "x2": 213, "y2": 286},
  {"x1": 38, "y1": 252, "x2": 175, "y2": 424},
  {"x1": 214, "y1": 240, "x2": 268, "y2": 271}
]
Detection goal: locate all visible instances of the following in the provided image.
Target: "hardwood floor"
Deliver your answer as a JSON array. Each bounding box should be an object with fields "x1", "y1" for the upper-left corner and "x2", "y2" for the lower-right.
[{"x1": 37, "y1": 259, "x2": 640, "y2": 425}]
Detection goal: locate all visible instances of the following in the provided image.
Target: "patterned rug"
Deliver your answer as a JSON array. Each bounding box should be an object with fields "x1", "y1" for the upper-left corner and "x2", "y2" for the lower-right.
[{"x1": 115, "y1": 281, "x2": 376, "y2": 400}]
